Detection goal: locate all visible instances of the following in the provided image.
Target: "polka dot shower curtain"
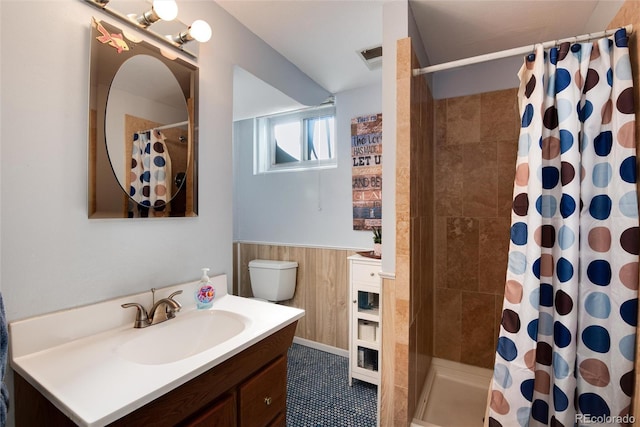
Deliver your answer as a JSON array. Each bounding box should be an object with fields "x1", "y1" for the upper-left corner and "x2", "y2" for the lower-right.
[
  {"x1": 488, "y1": 28, "x2": 638, "y2": 427},
  {"x1": 129, "y1": 129, "x2": 172, "y2": 217}
]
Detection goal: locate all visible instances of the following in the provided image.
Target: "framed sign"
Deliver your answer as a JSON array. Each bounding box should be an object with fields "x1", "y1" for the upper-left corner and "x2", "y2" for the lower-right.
[{"x1": 351, "y1": 113, "x2": 382, "y2": 230}]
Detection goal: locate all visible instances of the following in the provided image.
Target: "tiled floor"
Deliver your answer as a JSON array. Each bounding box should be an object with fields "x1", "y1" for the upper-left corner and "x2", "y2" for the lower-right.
[{"x1": 287, "y1": 343, "x2": 377, "y2": 426}]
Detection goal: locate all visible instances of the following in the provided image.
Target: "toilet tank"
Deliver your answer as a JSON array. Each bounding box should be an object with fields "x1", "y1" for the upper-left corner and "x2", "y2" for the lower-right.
[{"x1": 248, "y1": 259, "x2": 298, "y2": 301}]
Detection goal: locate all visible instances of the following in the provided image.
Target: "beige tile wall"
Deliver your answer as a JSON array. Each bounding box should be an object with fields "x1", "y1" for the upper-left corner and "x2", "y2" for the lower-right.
[
  {"x1": 433, "y1": 88, "x2": 519, "y2": 369},
  {"x1": 381, "y1": 37, "x2": 435, "y2": 426}
]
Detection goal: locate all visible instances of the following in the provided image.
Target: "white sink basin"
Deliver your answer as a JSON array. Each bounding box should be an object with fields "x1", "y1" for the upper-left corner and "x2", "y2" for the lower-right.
[{"x1": 116, "y1": 309, "x2": 248, "y2": 365}]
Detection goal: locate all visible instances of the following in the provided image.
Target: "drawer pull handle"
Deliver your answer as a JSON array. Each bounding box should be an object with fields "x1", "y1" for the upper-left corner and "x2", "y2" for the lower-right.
[
  {"x1": 370, "y1": 272, "x2": 375, "y2": 276},
  {"x1": 264, "y1": 397, "x2": 272, "y2": 406}
]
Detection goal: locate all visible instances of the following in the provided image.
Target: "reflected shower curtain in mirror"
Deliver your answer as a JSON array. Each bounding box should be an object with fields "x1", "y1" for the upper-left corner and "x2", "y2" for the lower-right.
[
  {"x1": 488, "y1": 28, "x2": 638, "y2": 426},
  {"x1": 130, "y1": 129, "x2": 172, "y2": 216}
]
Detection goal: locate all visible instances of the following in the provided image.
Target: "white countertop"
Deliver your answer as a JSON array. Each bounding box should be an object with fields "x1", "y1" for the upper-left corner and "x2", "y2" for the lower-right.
[{"x1": 9, "y1": 275, "x2": 304, "y2": 426}]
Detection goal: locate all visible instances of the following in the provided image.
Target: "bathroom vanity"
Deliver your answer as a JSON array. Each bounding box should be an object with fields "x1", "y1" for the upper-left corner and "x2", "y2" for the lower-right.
[{"x1": 10, "y1": 275, "x2": 304, "y2": 426}]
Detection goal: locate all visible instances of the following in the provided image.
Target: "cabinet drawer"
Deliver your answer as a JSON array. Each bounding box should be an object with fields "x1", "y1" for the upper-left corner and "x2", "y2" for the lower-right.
[
  {"x1": 351, "y1": 262, "x2": 380, "y2": 285},
  {"x1": 239, "y1": 356, "x2": 286, "y2": 427}
]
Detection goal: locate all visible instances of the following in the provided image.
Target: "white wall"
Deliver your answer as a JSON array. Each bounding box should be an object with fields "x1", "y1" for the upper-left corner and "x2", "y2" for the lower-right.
[
  {"x1": 1, "y1": 1, "x2": 328, "y2": 424},
  {"x1": 233, "y1": 83, "x2": 381, "y2": 250},
  {"x1": 228, "y1": 1, "x2": 410, "y2": 271},
  {"x1": 0, "y1": 0, "x2": 327, "y2": 320},
  {"x1": 431, "y1": 56, "x2": 522, "y2": 99}
]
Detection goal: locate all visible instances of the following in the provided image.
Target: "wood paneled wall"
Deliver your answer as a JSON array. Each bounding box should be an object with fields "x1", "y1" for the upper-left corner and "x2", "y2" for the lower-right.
[{"x1": 233, "y1": 242, "x2": 357, "y2": 350}]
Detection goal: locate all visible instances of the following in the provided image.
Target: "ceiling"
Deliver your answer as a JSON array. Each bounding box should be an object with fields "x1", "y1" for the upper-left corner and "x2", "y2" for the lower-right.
[
  {"x1": 410, "y1": 0, "x2": 624, "y2": 65},
  {"x1": 218, "y1": 0, "x2": 384, "y2": 95},
  {"x1": 219, "y1": 0, "x2": 625, "y2": 120}
]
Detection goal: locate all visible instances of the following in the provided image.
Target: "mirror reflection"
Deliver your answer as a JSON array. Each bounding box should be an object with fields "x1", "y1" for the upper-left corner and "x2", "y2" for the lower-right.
[{"x1": 88, "y1": 19, "x2": 198, "y2": 218}]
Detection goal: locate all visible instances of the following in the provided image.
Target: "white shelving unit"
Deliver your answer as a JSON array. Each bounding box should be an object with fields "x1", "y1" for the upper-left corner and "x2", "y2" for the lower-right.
[{"x1": 348, "y1": 254, "x2": 381, "y2": 386}]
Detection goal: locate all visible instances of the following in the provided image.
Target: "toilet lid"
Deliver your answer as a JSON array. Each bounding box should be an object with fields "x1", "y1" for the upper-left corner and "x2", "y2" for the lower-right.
[{"x1": 249, "y1": 260, "x2": 298, "y2": 270}]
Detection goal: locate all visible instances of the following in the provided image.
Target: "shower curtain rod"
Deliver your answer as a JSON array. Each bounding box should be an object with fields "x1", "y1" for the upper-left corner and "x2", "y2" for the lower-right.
[
  {"x1": 413, "y1": 24, "x2": 633, "y2": 76},
  {"x1": 154, "y1": 120, "x2": 188, "y2": 131},
  {"x1": 138, "y1": 120, "x2": 189, "y2": 133}
]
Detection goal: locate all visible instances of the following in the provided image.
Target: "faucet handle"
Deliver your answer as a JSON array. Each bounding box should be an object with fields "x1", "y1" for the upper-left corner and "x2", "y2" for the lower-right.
[
  {"x1": 168, "y1": 290, "x2": 183, "y2": 300},
  {"x1": 121, "y1": 303, "x2": 150, "y2": 328},
  {"x1": 168, "y1": 290, "x2": 183, "y2": 308},
  {"x1": 167, "y1": 290, "x2": 183, "y2": 315}
]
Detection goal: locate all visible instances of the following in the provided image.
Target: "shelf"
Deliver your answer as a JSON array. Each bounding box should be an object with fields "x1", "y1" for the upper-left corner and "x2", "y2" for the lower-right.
[
  {"x1": 357, "y1": 319, "x2": 379, "y2": 344},
  {"x1": 349, "y1": 256, "x2": 381, "y2": 388},
  {"x1": 353, "y1": 365, "x2": 379, "y2": 377},
  {"x1": 356, "y1": 346, "x2": 379, "y2": 372},
  {"x1": 355, "y1": 339, "x2": 380, "y2": 351},
  {"x1": 357, "y1": 291, "x2": 379, "y2": 316},
  {"x1": 350, "y1": 368, "x2": 380, "y2": 385},
  {"x1": 357, "y1": 307, "x2": 379, "y2": 318}
]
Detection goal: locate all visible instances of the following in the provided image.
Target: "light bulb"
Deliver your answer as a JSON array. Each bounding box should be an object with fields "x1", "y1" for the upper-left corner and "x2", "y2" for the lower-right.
[
  {"x1": 189, "y1": 20, "x2": 212, "y2": 43},
  {"x1": 152, "y1": 0, "x2": 178, "y2": 22}
]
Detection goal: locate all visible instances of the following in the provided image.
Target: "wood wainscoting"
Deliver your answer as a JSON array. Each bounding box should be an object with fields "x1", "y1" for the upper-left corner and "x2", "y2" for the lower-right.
[{"x1": 234, "y1": 243, "x2": 364, "y2": 351}]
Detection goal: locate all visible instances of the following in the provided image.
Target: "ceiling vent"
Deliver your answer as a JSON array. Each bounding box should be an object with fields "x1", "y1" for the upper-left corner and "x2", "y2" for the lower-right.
[{"x1": 358, "y1": 45, "x2": 382, "y2": 70}]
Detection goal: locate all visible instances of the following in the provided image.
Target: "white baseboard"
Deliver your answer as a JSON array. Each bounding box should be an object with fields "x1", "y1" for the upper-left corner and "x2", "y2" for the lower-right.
[{"x1": 292, "y1": 337, "x2": 349, "y2": 358}]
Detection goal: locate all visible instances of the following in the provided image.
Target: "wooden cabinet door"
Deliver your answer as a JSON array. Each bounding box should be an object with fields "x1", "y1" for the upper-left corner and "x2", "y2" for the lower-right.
[
  {"x1": 182, "y1": 393, "x2": 236, "y2": 427},
  {"x1": 267, "y1": 412, "x2": 286, "y2": 427},
  {"x1": 239, "y1": 356, "x2": 286, "y2": 427}
]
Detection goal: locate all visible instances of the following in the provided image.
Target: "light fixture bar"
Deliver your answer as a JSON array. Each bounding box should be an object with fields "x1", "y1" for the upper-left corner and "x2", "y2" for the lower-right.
[
  {"x1": 136, "y1": 9, "x2": 162, "y2": 27},
  {"x1": 82, "y1": 0, "x2": 197, "y2": 59}
]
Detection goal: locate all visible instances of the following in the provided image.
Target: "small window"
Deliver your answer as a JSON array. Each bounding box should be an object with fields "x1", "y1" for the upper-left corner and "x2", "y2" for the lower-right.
[{"x1": 255, "y1": 103, "x2": 336, "y2": 173}]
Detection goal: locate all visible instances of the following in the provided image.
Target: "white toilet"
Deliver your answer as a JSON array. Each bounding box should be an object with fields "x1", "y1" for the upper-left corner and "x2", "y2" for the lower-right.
[{"x1": 248, "y1": 259, "x2": 298, "y2": 302}]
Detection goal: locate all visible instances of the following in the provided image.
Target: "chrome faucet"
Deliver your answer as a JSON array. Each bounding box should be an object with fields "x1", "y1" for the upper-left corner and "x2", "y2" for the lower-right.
[{"x1": 122, "y1": 289, "x2": 183, "y2": 328}]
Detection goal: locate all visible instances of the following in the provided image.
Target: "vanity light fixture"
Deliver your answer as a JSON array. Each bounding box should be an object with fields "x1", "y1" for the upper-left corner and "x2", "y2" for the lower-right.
[
  {"x1": 131, "y1": 0, "x2": 178, "y2": 28},
  {"x1": 82, "y1": 0, "x2": 212, "y2": 58},
  {"x1": 170, "y1": 20, "x2": 212, "y2": 45}
]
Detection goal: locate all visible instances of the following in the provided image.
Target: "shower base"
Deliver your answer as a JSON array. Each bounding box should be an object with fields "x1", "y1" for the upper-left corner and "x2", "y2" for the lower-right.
[{"x1": 411, "y1": 358, "x2": 493, "y2": 427}]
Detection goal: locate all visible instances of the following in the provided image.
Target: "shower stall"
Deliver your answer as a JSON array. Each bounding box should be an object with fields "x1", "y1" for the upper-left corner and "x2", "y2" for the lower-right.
[{"x1": 385, "y1": 7, "x2": 640, "y2": 426}]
